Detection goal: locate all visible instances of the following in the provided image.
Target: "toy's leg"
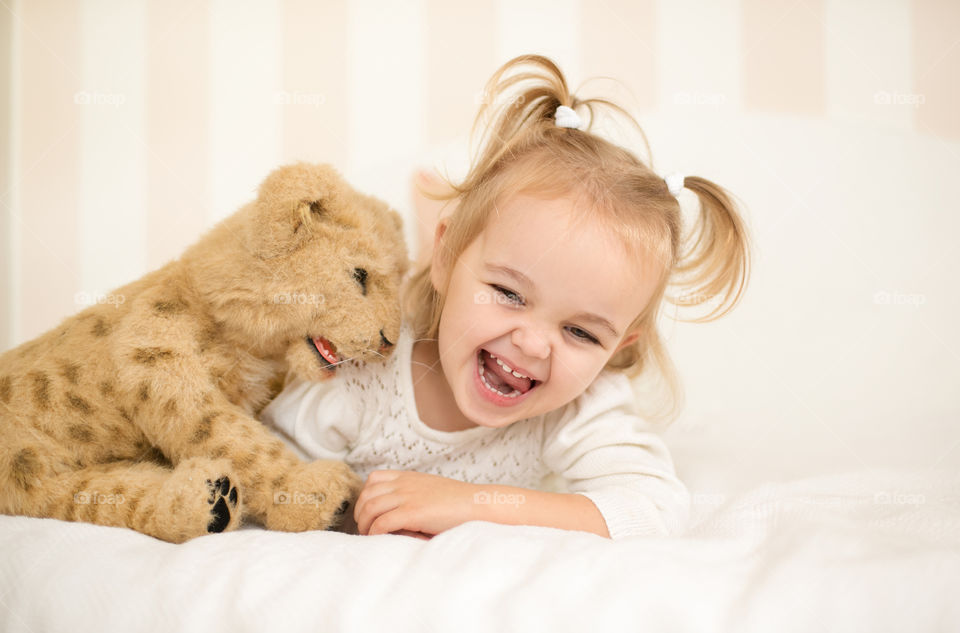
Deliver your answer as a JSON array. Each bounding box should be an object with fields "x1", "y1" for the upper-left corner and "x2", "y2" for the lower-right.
[
  {"x1": 6, "y1": 456, "x2": 241, "y2": 543},
  {"x1": 196, "y1": 412, "x2": 361, "y2": 532},
  {"x1": 150, "y1": 403, "x2": 361, "y2": 533},
  {"x1": 257, "y1": 457, "x2": 361, "y2": 532}
]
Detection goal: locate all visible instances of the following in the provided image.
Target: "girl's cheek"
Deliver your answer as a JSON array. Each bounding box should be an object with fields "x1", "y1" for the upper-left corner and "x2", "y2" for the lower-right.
[{"x1": 556, "y1": 348, "x2": 604, "y2": 386}]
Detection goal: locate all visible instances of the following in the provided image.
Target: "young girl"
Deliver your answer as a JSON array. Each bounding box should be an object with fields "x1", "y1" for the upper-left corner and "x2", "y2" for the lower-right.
[{"x1": 260, "y1": 54, "x2": 750, "y2": 540}]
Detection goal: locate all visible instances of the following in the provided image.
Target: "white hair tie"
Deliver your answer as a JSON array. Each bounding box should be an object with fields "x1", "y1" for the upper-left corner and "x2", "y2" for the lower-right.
[
  {"x1": 664, "y1": 172, "x2": 685, "y2": 198},
  {"x1": 554, "y1": 105, "x2": 582, "y2": 129}
]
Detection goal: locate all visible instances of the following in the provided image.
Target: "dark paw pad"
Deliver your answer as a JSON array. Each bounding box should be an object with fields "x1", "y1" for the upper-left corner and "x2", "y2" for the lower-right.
[
  {"x1": 208, "y1": 497, "x2": 230, "y2": 533},
  {"x1": 205, "y1": 476, "x2": 239, "y2": 533},
  {"x1": 326, "y1": 499, "x2": 352, "y2": 531}
]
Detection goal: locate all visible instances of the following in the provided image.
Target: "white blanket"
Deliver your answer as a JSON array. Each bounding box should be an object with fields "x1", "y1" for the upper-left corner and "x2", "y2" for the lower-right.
[{"x1": 2, "y1": 468, "x2": 958, "y2": 632}]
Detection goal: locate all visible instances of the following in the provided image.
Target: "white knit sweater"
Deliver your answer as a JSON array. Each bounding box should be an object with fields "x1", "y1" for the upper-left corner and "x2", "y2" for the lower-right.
[{"x1": 260, "y1": 326, "x2": 691, "y2": 539}]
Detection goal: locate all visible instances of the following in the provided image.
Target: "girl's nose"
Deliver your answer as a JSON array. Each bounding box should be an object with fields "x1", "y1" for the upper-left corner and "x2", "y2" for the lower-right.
[{"x1": 510, "y1": 326, "x2": 550, "y2": 360}]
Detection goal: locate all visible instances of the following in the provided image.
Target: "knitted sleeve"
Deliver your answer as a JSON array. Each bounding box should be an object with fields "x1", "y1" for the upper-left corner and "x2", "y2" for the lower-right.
[
  {"x1": 258, "y1": 374, "x2": 363, "y2": 462},
  {"x1": 540, "y1": 372, "x2": 691, "y2": 539}
]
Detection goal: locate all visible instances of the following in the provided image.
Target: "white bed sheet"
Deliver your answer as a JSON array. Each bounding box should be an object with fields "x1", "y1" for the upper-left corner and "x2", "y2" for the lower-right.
[{"x1": 1, "y1": 467, "x2": 958, "y2": 633}]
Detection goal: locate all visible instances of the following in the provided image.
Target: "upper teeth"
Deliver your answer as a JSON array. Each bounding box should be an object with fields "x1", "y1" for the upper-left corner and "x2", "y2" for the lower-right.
[{"x1": 490, "y1": 353, "x2": 530, "y2": 380}]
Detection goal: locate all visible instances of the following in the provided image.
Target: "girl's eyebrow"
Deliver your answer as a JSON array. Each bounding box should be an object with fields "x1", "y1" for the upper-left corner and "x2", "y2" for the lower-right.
[
  {"x1": 569, "y1": 312, "x2": 620, "y2": 339},
  {"x1": 485, "y1": 263, "x2": 535, "y2": 292},
  {"x1": 484, "y1": 263, "x2": 620, "y2": 338}
]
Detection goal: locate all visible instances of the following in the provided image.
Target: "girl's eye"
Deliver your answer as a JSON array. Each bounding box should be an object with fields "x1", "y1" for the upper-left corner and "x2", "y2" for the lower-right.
[
  {"x1": 567, "y1": 326, "x2": 599, "y2": 345},
  {"x1": 492, "y1": 285, "x2": 523, "y2": 306}
]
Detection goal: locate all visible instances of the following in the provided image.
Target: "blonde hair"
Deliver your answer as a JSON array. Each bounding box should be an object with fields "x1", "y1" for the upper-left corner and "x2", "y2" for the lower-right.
[{"x1": 404, "y1": 54, "x2": 751, "y2": 424}]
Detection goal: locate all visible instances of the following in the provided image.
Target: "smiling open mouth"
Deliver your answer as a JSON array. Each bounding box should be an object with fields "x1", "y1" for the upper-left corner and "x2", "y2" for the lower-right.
[
  {"x1": 477, "y1": 349, "x2": 539, "y2": 398},
  {"x1": 306, "y1": 336, "x2": 339, "y2": 369}
]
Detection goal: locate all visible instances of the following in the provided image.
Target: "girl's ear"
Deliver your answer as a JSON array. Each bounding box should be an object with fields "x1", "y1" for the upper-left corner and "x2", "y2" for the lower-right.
[
  {"x1": 429, "y1": 220, "x2": 449, "y2": 292},
  {"x1": 614, "y1": 331, "x2": 640, "y2": 354}
]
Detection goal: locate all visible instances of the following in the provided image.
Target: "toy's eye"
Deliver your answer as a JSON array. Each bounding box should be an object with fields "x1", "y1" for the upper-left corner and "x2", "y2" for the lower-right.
[{"x1": 353, "y1": 268, "x2": 368, "y2": 295}]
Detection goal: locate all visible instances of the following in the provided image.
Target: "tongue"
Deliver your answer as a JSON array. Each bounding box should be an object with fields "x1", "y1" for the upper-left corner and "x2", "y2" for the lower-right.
[
  {"x1": 312, "y1": 336, "x2": 339, "y2": 365},
  {"x1": 482, "y1": 350, "x2": 533, "y2": 394}
]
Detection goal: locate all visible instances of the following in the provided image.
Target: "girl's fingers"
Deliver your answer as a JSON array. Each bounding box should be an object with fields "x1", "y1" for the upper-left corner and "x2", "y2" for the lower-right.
[
  {"x1": 355, "y1": 492, "x2": 401, "y2": 535},
  {"x1": 367, "y1": 511, "x2": 400, "y2": 536},
  {"x1": 353, "y1": 480, "x2": 396, "y2": 523}
]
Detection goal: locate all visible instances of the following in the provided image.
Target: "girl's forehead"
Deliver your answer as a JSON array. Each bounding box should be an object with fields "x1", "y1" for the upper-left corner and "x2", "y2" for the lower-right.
[
  {"x1": 483, "y1": 193, "x2": 624, "y2": 255},
  {"x1": 484, "y1": 191, "x2": 668, "y2": 274}
]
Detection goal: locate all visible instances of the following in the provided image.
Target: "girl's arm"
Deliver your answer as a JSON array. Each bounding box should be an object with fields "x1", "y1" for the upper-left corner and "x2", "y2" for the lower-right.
[
  {"x1": 354, "y1": 372, "x2": 689, "y2": 540},
  {"x1": 353, "y1": 470, "x2": 610, "y2": 538},
  {"x1": 470, "y1": 483, "x2": 610, "y2": 537}
]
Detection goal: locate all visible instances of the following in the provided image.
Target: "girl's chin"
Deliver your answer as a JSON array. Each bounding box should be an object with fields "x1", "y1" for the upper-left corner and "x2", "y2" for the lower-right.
[
  {"x1": 455, "y1": 391, "x2": 520, "y2": 429},
  {"x1": 465, "y1": 412, "x2": 518, "y2": 430}
]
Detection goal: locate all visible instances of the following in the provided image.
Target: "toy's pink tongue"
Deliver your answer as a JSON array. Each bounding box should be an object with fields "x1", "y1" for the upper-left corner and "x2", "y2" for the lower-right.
[{"x1": 312, "y1": 336, "x2": 338, "y2": 365}]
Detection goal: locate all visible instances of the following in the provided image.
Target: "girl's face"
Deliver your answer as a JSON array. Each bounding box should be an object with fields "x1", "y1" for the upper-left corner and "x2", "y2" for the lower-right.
[{"x1": 431, "y1": 192, "x2": 660, "y2": 429}]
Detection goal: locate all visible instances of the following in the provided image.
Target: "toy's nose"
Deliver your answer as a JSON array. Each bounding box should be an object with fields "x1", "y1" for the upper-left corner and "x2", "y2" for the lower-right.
[{"x1": 378, "y1": 329, "x2": 393, "y2": 352}]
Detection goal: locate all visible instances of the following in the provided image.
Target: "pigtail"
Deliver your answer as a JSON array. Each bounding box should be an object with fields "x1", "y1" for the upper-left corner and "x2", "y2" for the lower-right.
[{"x1": 666, "y1": 177, "x2": 752, "y2": 322}]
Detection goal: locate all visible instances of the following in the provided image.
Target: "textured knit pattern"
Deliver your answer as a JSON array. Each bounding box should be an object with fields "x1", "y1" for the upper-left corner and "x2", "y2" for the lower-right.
[{"x1": 260, "y1": 325, "x2": 691, "y2": 538}]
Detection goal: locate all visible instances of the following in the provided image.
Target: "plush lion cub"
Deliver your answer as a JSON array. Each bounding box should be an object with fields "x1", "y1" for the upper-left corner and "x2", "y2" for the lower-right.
[{"x1": 0, "y1": 162, "x2": 408, "y2": 543}]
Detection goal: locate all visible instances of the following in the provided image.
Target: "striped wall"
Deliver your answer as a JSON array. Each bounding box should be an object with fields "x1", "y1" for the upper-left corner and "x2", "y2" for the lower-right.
[
  {"x1": 2, "y1": 0, "x2": 959, "y2": 482},
  {"x1": 1, "y1": 0, "x2": 958, "y2": 349}
]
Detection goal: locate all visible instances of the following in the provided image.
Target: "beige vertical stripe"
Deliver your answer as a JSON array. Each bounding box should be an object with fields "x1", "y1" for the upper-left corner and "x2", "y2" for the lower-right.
[
  {"x1": 743, "y1": 0, "x2": 825, "y2": 116},
  {"x1": 418, "y1": 0, "x2": 495, "y2": 263},
  {"x1": 424, "y1": 0, "x2": 497, "y2": 148},
  {"x1": 18, "y1": 0, "x2": 82, "y2": 341},
  {"x1": 344, "y1": 0, "x2": 424, "y2": 255},
  {"x1": 581, "y1": 0, "x2": 657, "y2": 112},
  {"x1": 0, "y1": 2, "x2": 13, "y2": 350},
  {"x1": 280, "y1": 0, "x2": 349, "y2": 167},
  {"x1": 208, "y1": 0, "x2": 282, "y2": 225},
  {"x1": 145, "y1": 1, "x2": 210, "y2": 270},
  {"x1": 913, "y1": 0, "x2": 960, "y2": 141}
]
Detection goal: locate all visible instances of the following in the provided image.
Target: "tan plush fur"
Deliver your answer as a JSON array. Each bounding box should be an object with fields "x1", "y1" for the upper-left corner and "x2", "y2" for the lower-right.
[{"x1": 0, "y1": 162, "x2": 408, "y2": 543}]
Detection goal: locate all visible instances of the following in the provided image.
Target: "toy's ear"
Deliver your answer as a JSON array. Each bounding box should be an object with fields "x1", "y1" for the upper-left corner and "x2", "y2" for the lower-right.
[{"x1": 249, "y1": 195, "x2": 329, "y2": 260}]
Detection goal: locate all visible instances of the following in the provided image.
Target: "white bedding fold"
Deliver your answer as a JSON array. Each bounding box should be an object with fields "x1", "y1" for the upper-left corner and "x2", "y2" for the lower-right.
[{"x1": 1, "y1": 468, "x2": 957, "y2": 633}]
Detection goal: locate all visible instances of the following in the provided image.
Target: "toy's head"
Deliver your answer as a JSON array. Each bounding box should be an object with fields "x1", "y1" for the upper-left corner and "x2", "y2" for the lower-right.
[{"x1": 189, "y1": 162, "x2": 409, "y2": 381}]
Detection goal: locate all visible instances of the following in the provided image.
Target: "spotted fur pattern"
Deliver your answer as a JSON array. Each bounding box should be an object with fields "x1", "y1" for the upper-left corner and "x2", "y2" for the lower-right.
[{"x1": 0, "y1": 163, "x2": 408, "y2": 543}]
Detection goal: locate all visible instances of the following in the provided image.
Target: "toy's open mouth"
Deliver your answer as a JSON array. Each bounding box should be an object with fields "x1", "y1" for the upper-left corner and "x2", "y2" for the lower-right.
[{"x1": 306, "y1": 336, "x2": 339, "y2": 370}]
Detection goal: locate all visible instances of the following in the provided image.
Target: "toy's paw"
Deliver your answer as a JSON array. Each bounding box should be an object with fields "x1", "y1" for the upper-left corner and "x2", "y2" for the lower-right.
[
  {"x1": 264, "y1": 460, "x2": 362, "y2": 533},
  {"x1": 147, "y1": 457, "x2": 244, "y2": 543},
  {"x1": 205, "y1": 475, "x2": 240, "y2": 533}
]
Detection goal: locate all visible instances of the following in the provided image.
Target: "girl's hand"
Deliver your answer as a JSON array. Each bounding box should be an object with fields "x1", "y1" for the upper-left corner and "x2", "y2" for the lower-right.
[{"x1": 354, "y1": 470, "x2": 477, "y2": 538}]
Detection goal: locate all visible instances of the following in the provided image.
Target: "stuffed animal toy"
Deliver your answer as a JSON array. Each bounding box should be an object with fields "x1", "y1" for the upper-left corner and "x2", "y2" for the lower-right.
[{"x1": 0, "y1": 162, "x2": 409, "y2": 543}]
